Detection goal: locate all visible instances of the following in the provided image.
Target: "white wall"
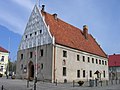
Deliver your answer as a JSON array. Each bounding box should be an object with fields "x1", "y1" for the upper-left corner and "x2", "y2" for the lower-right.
[
  {"x1": 0, "y1": 52, "x2": 9, "y2": 76},
  {"x1": 55, "y1": 44, "x2": 109, "y2": 82},
  {"x1": 19, "y1": 5, "x2": 52, "y2": 50}
]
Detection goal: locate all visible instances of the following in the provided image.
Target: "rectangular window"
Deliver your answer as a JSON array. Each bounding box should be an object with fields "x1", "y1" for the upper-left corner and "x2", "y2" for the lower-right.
[
  {"x1": 63, "y1": 50, "x2": 67, "y2": 57},
  {"x1": 102, "y1": 60, "x2": 104, "y2": 65},
  {"x1": 83, "y1": 70, "x2": 85, "y2": 77},
  {"x1": 92, "y1": 58, "x2": 94, "y2": 63},
  {"x1": 105, "y1": 61, "x2": 107, "y2": 65},
  {"x1": 30, "y1": 33, "x2": 32, "y2": 37},
  {"x1": 0, "y1": 66, "x2": 3, "y2": 71},
  {"x1": 103, "y1": 71, "x2": 105, "y2": 77},
  {"x1": 96, "y1": 59, "x2": 98, "y2": 64},
  {"x1": 40, "y1": 30, "x2": 42, "y2": 34},
  {"x1": 30, "y1": 52, "x2": 33, "y2": 58},
  {"x1": 1, "y1": 56, "x2": 4, "y2": 61},
  {"x1": 88, "y1": 57, "x2": 90, "y2": 62},
  {"x1": 83, "y1": 56, "x2": 85, "y2": 62},
  {"x1": 99, "y1": 60, "x2": 101, "y2": 64},
  {"x1": 63, "y1": 67, "x2": 66, "y2": 76},
  {"x1": 41, "y1": 63, "x2": 43, "y2": 69},
  {"x1": 35, "y1": 32, "x2": 37, "y2": 35},
  {"x1": 77, "y1": 70, "x2": 80, "y2": 78},
  {"x1": 21, "y1": 54, "x2": 23, "y2": 60},
  {"x1": 25, "y1": 35, "x2": 27, "y2": 38},
  {"x1": 40, "y1": 49, "x2": 43, "y2": 56},
  {"x1": 77, "y1": 55, "x2": 79, "y2": 61},
  {"x1": 90, "y1": 70, "x2": 92, "y2": 77}
]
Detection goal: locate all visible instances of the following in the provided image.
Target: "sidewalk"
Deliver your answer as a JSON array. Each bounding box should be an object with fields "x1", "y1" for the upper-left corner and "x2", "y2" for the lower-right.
[{"x1": 0, "y1": 77, "x2": 120, "y2": 90}]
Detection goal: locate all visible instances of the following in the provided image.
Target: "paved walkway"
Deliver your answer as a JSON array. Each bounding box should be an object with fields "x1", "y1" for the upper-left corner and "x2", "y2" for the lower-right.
[{"x1": 0, "y1": 77, "x2": 120, "y2": 90}]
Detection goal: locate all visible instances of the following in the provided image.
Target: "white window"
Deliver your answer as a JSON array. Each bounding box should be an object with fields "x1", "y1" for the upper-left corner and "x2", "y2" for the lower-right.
[
  {"x1": 0, "y1": 66, "x2": 3, "y2": 71},
  {"x1": 1, "y1": 56, "x2": 4, "y2": 61}
]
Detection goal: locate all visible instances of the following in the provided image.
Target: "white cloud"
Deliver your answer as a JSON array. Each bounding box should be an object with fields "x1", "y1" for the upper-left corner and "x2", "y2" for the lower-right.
[
  {"x1": 0, "y1": 10, "x2": 25, "y2": 35},
  {"x1": 11, "y1": 0, "x2": 34, "y2": 10},
  {"x1": 0, "y1": 0, "x2": 35, "y2": 35}
]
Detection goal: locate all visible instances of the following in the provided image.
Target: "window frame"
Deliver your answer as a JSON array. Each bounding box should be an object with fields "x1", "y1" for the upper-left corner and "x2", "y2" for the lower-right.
[
  {"x1": 105, "y1": 61, "x2": 107, "y2": 65},
  {"x1": 63, "y1": 50, "x2": 67, "y2": 57},
  {"x1": 83, "y1": 70, "x2": 85, "y2": 78},
  {"x1": 103, "y1": 71, "x2": 105, "y2": 77},
  {"x1": 99, "y1": 60, "x2": 101, "y2": 64},
  {"x1": 40, "y1": 30, "x2": 42, "y2": 34},
  {"x1": 63, "y1": 67, "x2": 66, "y2": 76},
  {"x1": 77, "y1": 70, "x2": 80, "y2": 78},
  {"x1": 41, "y1": 63, "x2": 43, "y2": 69},
  {"x1": 102, "y1": 60, "x2": 104, "y2": 65},
  {"x1": 1, "y1": 56, "x2": 4, "y2": 61},
  {"x1": 96, "y1": 59, "x2": 98, "y2": 64},
  {"x1": 21, "y1": 54, "x2": 23, "y2": 60},
  {"x1": 83, "y1": 56, "x2": 85, "y2": 62},
  {"x1": 92, "y1": 58, "x2": 94, "y2": 63},
  {"x1": 88, "y1": 57, "x2": 90, "y2": 63},
  {"x1": 77, "y1": 55, "x2": 80, "y2": 61},
  {"x1": 90, "y1": 70, "x2": 92, "y2": 77},
  {"x1": 30, "y1": 52, "x2": 33, "y2": 58},
  {"x1": 40, "y1": 49, "x2": 44, "y2": 57}
]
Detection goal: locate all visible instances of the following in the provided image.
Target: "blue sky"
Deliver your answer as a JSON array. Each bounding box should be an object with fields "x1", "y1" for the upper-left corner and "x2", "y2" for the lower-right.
[{"x1": 0, "y1": 0, "x2": 120, "y2": 61}]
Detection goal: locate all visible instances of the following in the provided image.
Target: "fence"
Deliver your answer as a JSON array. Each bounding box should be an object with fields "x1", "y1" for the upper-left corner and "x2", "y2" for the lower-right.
[
  {"x1": 72, "y1": 79, "x2": 120, "y2": 87},
  {"x1": 1, "y1": 79, "x2": 120, "y2": 90}
]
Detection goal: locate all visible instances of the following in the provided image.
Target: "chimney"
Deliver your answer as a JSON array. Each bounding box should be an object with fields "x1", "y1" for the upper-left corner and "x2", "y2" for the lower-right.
[
  {"x1": 83, "y1": 25, "x2": 88, "y2": 39},
  {"x1": 42, "y1": 5, "x2": 45, "y2": 11},
  {"x1": 53, "y1": 13, "x2": 57, "y2": 20}
]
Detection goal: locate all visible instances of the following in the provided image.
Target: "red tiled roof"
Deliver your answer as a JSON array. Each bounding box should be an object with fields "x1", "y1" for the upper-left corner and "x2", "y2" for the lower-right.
[
  {"x1": 0, "y1": 46, "x2": 9, "y2": 53},
  {"x1": 41, "y1": 11, "x2": 107, "y2": 58},
  {"x1": 108, "y1": 54, "x2": 120, "y2": 66}
]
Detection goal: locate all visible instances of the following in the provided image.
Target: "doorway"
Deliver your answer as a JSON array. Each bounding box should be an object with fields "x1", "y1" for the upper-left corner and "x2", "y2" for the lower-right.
[{"x1": 28, "y1": 61, "x2": 34, "y2": 80}]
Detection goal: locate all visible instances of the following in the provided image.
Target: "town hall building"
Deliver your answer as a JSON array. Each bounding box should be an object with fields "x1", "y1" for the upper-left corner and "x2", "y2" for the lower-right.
[{"x1": 16, "y1": 5, "x2": 108, "y2": 83}]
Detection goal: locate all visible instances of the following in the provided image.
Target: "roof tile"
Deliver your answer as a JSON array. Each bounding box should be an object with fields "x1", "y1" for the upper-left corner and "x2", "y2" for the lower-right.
[
  {"x1": 108, "y1": 54, "x2": 120, "y2": 66},
  {"x1": 0, "y1": 46, "x2": 9, "y2": 53},
  {"x1": 41, "y1": 11, "x2": 107, "y2": 58}
]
